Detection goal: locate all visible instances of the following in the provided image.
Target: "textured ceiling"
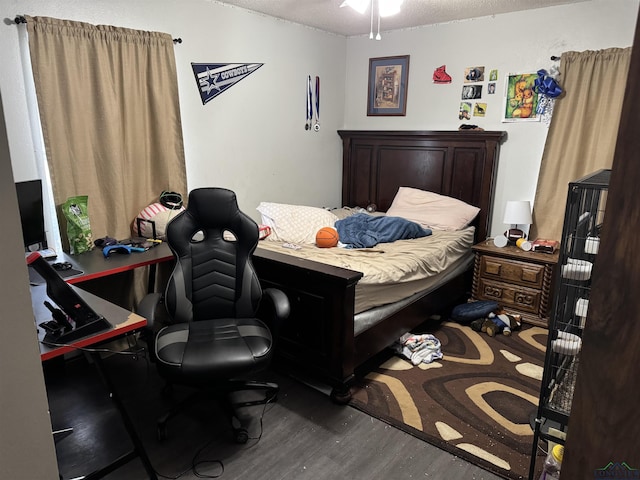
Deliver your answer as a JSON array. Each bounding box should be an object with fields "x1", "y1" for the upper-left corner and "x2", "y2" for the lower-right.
[{"x1": 212, "y1": 0, "x2": 589, "y2": 36}]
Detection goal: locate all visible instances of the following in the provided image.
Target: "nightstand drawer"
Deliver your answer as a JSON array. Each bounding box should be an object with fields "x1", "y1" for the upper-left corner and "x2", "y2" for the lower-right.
[
  {"x1": 479, "y1": 255, "x2": 545, "y2": 289},
  {"x1": 476, "y1": 278, "x2": 541, "y2": 314}
]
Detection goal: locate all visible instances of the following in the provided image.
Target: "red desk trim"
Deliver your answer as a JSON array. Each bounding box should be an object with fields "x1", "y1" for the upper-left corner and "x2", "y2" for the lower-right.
[
  {"x1": 40, "y1": 315, "x2": 147, "y2": 362},
  {"x1": 66, "y1": 254, "x2": 173, "y2": 284}
]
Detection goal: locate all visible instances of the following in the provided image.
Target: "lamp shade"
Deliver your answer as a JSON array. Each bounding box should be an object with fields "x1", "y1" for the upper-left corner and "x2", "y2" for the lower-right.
[{"x1": 503, "y1": 200, "x2": 532, "y2": 226}]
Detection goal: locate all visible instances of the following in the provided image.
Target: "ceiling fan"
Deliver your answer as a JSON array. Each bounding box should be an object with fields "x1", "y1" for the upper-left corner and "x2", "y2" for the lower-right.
[{"x1": 340, "y1": 0, "x2": 404, "y2": 39}]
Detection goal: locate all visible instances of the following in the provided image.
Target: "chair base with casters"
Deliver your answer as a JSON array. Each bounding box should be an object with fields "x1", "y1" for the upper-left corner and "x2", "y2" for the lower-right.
[{"x1": 156, "y1": 379, "x2": 279, "y2": 443}]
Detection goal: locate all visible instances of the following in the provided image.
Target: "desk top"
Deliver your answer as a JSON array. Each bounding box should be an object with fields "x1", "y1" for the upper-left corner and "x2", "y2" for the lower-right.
[
  {"x1": 35, "y1": 242, "x2": 173, "y2": 285},
  {"x1": 32, "y1": 284, "x2": 147, "y2": 361}
]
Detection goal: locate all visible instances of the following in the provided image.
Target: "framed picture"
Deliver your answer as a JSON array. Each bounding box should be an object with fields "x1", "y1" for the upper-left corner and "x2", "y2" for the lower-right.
[
  {"x1": 503, "y1": 73, "x2": 540, "y2": 122},
  {"x1": 367, "y1": 55, "x2": 410, "y2": 116}
]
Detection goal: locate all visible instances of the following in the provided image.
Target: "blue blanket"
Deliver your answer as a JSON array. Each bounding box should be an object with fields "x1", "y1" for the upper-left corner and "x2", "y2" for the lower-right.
[{"x1": 335, "y1": 214, "x2": 432, "y2": 248}]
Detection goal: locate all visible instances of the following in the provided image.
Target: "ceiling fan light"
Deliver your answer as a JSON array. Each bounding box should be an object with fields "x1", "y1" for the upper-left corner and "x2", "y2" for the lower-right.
[
  {"x1": 379, "y1": 0, "x2": 403, "y2": 17},
  {"x1": 340, "y1": 0, "x2": 369, "y2": 15}
]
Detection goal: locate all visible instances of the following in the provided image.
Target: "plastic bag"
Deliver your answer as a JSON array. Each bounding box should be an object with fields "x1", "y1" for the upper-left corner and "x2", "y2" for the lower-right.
[{"x1": 63, "y1": 196, "x2": 93, "y2": 254}]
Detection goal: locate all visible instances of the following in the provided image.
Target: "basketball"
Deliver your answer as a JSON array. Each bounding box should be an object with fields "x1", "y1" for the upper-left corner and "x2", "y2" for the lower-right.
[{"x1": 316, "y1": 227, "x2": 339, "y2": 248}]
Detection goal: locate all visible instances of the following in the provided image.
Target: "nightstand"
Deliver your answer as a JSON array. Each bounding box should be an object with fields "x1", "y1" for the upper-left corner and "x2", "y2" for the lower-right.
[{"x1": 471, "y1": 239, "x2": 560, "y2": 328}]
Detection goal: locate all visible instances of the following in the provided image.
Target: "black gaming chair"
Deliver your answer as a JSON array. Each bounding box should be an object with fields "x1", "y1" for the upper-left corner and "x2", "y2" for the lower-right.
[{"x1": 137, "y1": 187, "x2": 289, "y2": 442}]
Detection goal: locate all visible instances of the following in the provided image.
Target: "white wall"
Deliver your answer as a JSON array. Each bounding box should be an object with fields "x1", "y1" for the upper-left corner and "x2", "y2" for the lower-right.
[
  {"x1": 0, "y1": 0, "x2": 347, "y2": 220},
  {"x1": 1, "y1": 0, "x2": 638, "y2": 232},
  {"x1": 345, "y1": 0, "x2": 639, "y2": 235}
]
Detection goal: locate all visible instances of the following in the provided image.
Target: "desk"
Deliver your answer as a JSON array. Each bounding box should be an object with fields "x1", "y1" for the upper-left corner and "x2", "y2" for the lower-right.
[
  {"x1": 32, "y1": 284, "x2": 158, "y2": 479},
  {"x1": 34, "y1": 242, "x2": 174, "y2": 293},
  {"x1": 62, "y1": 242, "x2": 173, "y2": 285}
]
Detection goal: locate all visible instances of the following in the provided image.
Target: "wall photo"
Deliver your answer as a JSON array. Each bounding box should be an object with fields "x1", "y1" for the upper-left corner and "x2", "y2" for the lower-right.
[
  {"x1": 503, "y1": 73, "x2": 540, "y2": 122},
  {"x1": 367, "y1": 55, "x2": 410, "y2": 116}
]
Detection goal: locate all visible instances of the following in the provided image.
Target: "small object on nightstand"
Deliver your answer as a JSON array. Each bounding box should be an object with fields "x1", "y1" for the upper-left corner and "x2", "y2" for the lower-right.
[
  {"x1": 531, "y1": 238, "x2": 559, "y2": 254},
  {"x1": 493, "y1": 235, "x2": 508, "y2": 247},
  {"x1": 505, "y1": 228, "x2": 527, "y2": 242},
  {"x1": 516, "y1": 238, "x2": 532, "y2": 251}
]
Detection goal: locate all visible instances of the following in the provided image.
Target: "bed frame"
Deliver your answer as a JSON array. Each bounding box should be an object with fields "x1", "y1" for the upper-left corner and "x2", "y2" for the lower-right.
[{"x1": 252, "y1": 130, "x2": 506, "y2": 401}]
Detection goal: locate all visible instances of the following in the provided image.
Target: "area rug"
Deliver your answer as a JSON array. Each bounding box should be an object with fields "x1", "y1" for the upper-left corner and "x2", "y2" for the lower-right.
[{"x1": 350, "y1": 321, "x2": 548, "y2": 480}]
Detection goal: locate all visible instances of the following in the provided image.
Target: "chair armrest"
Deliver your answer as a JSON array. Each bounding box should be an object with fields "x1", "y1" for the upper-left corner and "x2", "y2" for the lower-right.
[
  {"x1": 136, "y1": 292, "x2": 163, "y2": 331},
  {"x1": 262, "y1": 287, "x2": 290, "y2": 320},
  {"x1": 260, "y1": 287, "x2": 290, "y2": 338}
]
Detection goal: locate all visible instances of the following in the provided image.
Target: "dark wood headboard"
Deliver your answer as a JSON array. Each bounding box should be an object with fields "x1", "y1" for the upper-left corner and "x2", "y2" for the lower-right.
[{"x1": 338, "y1": 130, "x2": 507, "y2": 242}]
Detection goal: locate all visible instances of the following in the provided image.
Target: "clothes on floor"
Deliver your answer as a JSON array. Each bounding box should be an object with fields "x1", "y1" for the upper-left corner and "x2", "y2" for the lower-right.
[{"x1": 393, "y1": 333, "x2": 443, "y2": 365}]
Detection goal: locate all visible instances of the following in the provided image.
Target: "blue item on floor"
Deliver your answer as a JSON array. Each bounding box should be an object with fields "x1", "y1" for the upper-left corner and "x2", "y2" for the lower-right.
[{"x1": 451, "y1": 300, "x2": 499, "y2": 323}]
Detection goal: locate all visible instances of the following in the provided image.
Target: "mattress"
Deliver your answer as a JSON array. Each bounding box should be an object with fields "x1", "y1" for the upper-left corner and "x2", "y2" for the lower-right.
[{"x1": 256, "y1": 226, "x2": 475, "y2": 314}]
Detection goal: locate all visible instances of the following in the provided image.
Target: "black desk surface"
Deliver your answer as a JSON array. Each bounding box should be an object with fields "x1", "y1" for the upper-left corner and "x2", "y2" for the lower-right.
[{"x1": 29, "y1": 242, "x2": 173, "y2": 286}]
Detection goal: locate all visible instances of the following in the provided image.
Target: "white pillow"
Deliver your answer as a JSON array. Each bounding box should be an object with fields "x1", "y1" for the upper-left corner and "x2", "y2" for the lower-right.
[
  {"x1": 386, "y1": 187, "x2": 480, "y2": 231},
  {"x1": 257, "y1": 202, "x2": 338, "y2": 244}
]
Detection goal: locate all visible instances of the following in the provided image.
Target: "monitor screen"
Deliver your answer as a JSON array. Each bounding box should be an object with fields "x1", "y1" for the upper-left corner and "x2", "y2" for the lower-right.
[{"x1": 15, "y1": 179, "x2": 47, "y2": 250}]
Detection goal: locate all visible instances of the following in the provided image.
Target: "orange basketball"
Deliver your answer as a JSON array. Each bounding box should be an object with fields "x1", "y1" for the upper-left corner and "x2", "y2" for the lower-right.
[{"x1": 316, "y1": 227, "x2": 339, "y2": 248}]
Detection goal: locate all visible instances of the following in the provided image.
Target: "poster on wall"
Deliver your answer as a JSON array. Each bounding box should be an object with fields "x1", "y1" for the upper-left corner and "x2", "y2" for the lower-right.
[
  {"x1": 191, "y1": 63, "x2": 264, "y2": 105},
  {"x1": 503, "y1": 73, "x2": 540, "y2": 122}
]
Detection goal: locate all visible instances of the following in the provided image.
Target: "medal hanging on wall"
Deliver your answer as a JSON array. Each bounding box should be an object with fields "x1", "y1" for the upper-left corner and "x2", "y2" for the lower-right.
[
  {"x1": 306, "y1": 75, "x2": 313, "y2": 131},
  {"x1": 313, "y1": 76, "x2": 320, "y2": 132}
]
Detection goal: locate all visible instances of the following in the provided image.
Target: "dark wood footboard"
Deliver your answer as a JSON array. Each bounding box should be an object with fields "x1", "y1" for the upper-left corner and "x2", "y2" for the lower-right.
[
  {"x1": 253, "y1": 246, "x2": 473, "y2": 399},
  {"x1": 252, "y1": 247, "x2": 363, "y2": 393}
]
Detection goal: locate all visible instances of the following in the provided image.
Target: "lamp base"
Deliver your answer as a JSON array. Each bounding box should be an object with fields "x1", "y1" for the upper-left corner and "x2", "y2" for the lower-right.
[{"x1": 505, "y1": 228, "x2": 526, "y2": 242}]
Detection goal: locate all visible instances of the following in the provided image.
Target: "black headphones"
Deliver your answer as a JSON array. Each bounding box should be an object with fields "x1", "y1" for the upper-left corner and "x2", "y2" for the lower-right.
[
  {"x1": 52, "y1": 261, "x2": 73, "y2": 271},
  {"x1": 160, "y1": 191, "x2": 183, "y2": 209}
]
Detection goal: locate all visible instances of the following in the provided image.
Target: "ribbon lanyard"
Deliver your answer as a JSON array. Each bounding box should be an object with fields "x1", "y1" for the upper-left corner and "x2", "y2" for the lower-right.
[
  {"x1": 313, "y1": 76, "x2": 320, "y2": 132},
  {"x1": 306, "y1": 75, "x2": 313, "y2": 130}
]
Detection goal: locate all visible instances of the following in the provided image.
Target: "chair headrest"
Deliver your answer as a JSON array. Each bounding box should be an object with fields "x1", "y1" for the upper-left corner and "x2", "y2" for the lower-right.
[{"x1": 187, "y1": 188, "x2": 242, "y2": 228}]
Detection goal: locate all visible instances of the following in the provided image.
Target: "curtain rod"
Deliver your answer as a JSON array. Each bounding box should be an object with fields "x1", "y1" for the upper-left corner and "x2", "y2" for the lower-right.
[{"x1": 13, "y1": 15, "x2": 182, "y2": 43}]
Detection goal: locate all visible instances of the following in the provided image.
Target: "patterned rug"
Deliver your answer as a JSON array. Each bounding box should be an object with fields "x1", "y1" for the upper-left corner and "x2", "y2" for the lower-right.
[{"x1": 350, "y1": 321, "x2": 548, "y2": 480}]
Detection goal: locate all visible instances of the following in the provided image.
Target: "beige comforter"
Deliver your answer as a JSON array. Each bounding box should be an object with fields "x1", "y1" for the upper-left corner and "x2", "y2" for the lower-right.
[{"x1": 256, "y1": 226, "x2": 475, "y2": 288}]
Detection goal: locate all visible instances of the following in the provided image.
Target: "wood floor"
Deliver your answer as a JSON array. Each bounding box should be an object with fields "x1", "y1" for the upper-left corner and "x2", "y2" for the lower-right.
[{"x1": 44, "y1": 346, "x2": 504, "y2": 480}]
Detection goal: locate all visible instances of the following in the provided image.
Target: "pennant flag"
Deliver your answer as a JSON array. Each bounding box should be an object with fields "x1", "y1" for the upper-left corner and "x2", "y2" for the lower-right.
[{"x1": 191, "y1": 63, "x2": 264, "y2": 105}]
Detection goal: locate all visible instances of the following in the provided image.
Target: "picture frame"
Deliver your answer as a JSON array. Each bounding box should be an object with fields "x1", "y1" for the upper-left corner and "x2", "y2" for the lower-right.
[
  {"x1": 367, "y1": 55, "x2": 410, "y2": 116},
  {"x1": 502, "y1": 72, "x2": 540, "y2": 122}
]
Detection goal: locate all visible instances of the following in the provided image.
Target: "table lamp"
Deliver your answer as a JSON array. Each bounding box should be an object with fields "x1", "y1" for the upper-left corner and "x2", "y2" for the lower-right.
[{"x1": 503, "y1": 200, "x2": 533, "y2": 242}]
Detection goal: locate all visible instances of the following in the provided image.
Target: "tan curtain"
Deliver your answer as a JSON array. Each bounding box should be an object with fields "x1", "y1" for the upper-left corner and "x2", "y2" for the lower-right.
[
  {"x1": 530, "y1": 48, "x2": 631, "y2": 241},
  {"x1": 25, "y1": 15, "x2": 187, "y2": 244}
]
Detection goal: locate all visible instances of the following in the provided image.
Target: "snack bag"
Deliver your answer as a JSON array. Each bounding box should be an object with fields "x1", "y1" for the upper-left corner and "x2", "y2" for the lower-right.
[{"x1": 63, "y1": 196, "x2": 93, "y2": 254}]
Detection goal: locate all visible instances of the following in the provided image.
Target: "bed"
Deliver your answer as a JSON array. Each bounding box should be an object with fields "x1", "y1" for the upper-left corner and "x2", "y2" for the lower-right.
[{"x1": 251, "y1": 130, "x2": 506, "y2": 401}]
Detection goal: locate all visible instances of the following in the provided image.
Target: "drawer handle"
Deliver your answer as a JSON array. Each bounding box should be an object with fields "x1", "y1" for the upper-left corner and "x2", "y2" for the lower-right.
[
  {"x1": 483, "y1": 285, "x2": 502, "y2": 298},
  {"x1": 515, "y1": 292, "x2": 534, "y2": 306}
]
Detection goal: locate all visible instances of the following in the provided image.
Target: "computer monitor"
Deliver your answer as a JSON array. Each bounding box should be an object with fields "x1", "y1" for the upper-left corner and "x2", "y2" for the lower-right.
[{"x1": 15, "y1": 179, "x2": 47, "y2": 251}]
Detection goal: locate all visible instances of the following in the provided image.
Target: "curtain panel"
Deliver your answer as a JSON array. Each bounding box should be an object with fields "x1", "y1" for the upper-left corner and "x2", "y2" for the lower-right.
[
  {"x1": 25, "y1": 15, "x2": 187, "y2": 244},
  {"x1": 530, "y1": 47, "x2": 631, "y2": 241}
]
